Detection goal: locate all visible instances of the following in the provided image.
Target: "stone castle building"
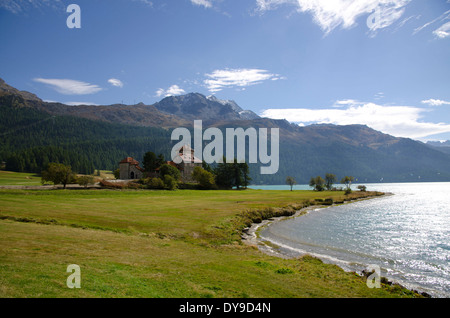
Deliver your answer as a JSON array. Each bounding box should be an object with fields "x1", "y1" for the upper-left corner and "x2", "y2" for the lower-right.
[
  {"x1": 119, "y1": 157, "x2": 145, "y2": 180},
  {"x1": 119, "y1": 145, "x2": 202, "y2": 182}
]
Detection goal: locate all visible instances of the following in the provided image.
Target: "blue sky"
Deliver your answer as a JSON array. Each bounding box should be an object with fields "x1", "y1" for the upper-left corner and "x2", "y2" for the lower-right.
[{"x1": 1, "y1": 0, "x2": 449, "y2": 140}]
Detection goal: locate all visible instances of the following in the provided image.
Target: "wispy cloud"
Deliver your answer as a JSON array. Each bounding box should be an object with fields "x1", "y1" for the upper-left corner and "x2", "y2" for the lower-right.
[
  {"x1": 204, "y1": 68, "x2": 283, "y2": 93},
  {"x1": 33, "y1": 78, "x2": 102, "y2": 95},
  {"x1": 422, "y1": 99, "x2": 450, "y2": 107},
  {"x1": 191, "y1": 0, "x2": 213, "y2": 9},
  {"x1": 132, "y1": 0, "x2": 153, "y2": 7},
  {"x1": 261, "y1": 100, "x2": 450, "y2": 139},
  {"x1": 413, "y1": 10, "x2": 450, "y2": 35},
  {"x1": 108, "y1": 78, "x2": 124, "y2": 88},
  {"x1": 256, "y1": 0, "x2": 410, "y2": 35},
  {"x1": 63, "y1": 101, "x2": 99, "y2": 106},
  {"x1": 1, "y1": 0, "x2": 152, "y2": 13},
  {"x1": 155, "y1": 85, "x2": 186, "y2": 97},
  {"x1": 433, "y1": 21, "x2": 450, "y2": 39}
]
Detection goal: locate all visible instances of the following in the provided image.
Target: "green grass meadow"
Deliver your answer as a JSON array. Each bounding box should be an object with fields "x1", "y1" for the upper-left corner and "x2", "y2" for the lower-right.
[
  {"x1": 0, "y1": 172, "x2": 421, "y2": 298},
  {"x1": 0, "y1": 171, "x2": 42, "y2": 186}
]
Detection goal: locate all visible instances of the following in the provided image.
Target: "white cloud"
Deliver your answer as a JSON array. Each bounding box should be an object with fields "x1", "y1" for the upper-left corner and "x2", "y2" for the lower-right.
[
  {"x1": 422, "y1": 99, "x2": 450, "y2": 107},
  {"x1": 413, "y1": 10, "x2": 450, "y2": 35},
  {"x1": 433, "y1": 21, "x2": 450, "y2": 39},
  {"x1": 33, "y1": 78, "x2": 102, "y2": 95},
  {"x1": 191, "y1": 0, "x2": 213, "y2": 8},
  {"x1": 63, "y1": 102, "x2": 99, "y2": 106},
  {"x1": 204, "y1": 68, "x2": 282, "y2": 92},
  {"x1": 155, "y1": 85, "x2": 186, "y2": 97},
  {"x1": 132, "y1": 0, "x2": 153, "y2": 7},
  {"x1": 261, "y1": 101, "x2": 450, "y2": 139},
  {"x1": 256, "y1": 0, "x2": 410, "y2": 35},
  {"x1": 108, "y1": 78, "x2": 124, "y2": 88}
]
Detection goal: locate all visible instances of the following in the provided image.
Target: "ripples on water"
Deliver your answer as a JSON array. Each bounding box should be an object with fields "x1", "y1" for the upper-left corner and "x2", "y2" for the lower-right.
[{"x1": 255, "y1": 183, "x2": 450, "y2": 297}]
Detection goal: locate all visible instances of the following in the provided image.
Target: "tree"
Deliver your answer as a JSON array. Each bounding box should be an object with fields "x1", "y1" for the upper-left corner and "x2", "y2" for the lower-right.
[
  {"x1": 309, "y1": 176, "x2": 325, "y2": 191},
  {"x1": 163, "y1": 175, "x2": 178, "y2": 190},
  {"x1": 357, "y1": 185, "x2": 367, "y2": 192},
  {"x1": 143, "y1": 151, "x2": 159, "y2": 172},
  {"x1": 156, "y1": 153, "x2": 165, "y2": 167},
  {"x1": 159, "y1": 163, "x2": 181, "y2": 181},
  {"x1": 77, "y1": 175, "x2": 95, "y2": 189},
  {"x1": 325, "y1": 173, "x2": 337, "y2": 191},
  {"x1": 214, "y1": 157, "x2": 235, "y2": 189},
  {"x1": 113, "y1": 168, "x2": 120, "y2": 179},
  {"x1": 239, "y1": 162, "x2": 252, "y2": 189},
  {"x1": 202, "y1": 160, "x2": 214, "y2": 174},
  {"x1": 233, "y1": 159, "x2": 243, "y2": 189},
  {"x1": 341, "y1": 176, "x2": 355, "y2": 191},
  {"x1": 41, "y1": 163, "x2": 76, "y2": 189},
  {"x1": 286, "y1": 176, "x2": 296, "y2": 191},
  {"x1": 192, "y1": 166, "x2": 216, "y2": 189}
]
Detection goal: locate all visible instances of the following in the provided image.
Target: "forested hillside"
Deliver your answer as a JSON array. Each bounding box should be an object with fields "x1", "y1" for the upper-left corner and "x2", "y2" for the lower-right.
[
  {"x1": 0, "y1": 96, "x2": 171, "y2": 174},
  {"x1": 1, "y1": 80, "x2": 450, "y2": 184}
]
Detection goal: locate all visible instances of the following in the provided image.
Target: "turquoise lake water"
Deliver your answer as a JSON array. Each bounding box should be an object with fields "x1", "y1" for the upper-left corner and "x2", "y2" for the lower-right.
[{"x1": 251, "y1": 183, "x2": 450, "y2": 298}]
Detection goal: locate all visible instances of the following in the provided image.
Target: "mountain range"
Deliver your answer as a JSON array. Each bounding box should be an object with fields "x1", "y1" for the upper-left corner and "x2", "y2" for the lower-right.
[{"x1": 1, "y1": 78, "x2": 450, "y2": 184}]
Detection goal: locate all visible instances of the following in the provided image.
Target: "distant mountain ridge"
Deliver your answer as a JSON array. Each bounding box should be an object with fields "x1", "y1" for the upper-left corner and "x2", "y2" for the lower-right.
[
  {"x1": 427, "y1": 140, "x2": 450, "y2": 155},
  {"x1": 1, "y1": 77, "x2": 450, "y2": 183},
  {"x1": 153, "y1": 93, "x2": 260, "y2": 122}
]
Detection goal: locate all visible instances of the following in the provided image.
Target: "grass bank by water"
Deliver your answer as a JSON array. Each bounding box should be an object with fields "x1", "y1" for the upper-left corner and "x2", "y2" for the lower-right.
[{"x1": 0, "y1": 179, "x2": 421, "y2": 298}]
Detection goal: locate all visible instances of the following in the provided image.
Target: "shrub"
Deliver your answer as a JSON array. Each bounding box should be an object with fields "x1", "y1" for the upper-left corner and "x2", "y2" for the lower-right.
[
  {"x1": 159, "y1": 164, "x2": 181, "y2": 181},
  {"x1": 41, "y1": 163, "x2": 76, "y2": 189},
  {"x1": 142, "y1": 177, "x2": 165, "y2": 189},
  {"x1": 357, "y1": 185, "x2": 367, "y2": 192},
  {"x1": 163, "y1": 175, "x2": 178, "y2": 190},
  {"x1": 192, "y1": 167, "x2": 216, "y2": 189},
  {"x1": 77, "y1": 175, "x2": 95, "y2": 188}
]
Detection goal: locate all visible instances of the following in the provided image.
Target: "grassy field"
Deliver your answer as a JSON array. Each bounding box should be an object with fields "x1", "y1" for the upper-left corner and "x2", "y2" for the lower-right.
[
  {"x1": 0, "y1": 171, "x2": 42, "y2": 186},
  {"x1": 0, "y1": 172, "x2": 421, "y2": 298}
]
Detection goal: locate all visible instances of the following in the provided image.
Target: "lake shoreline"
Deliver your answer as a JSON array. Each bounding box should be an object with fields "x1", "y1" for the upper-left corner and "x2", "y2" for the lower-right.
[{"x1": 241, "y1": 192, "x2": 433, "y2": 298}]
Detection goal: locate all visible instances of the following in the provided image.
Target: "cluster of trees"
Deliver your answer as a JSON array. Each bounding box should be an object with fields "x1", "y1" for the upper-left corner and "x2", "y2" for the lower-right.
[
  {"x1": 41, "y1": 163, "x2": 95, "y2": 189},
  {"x1": 137, "y1": 152, "x2": 251, "y2": 191},
  {"x1": 138, "y1": 151, "x2": 251, "y2": 190},
  {"x1": 213, "y1": 158, "x2": 251, "y2": 190},
  {"x1": 286, "y1": 174, "x2": 358, "y2": 194},
  {"x1": 309, "y1": 174, "x2": 355, "y2": 192}
]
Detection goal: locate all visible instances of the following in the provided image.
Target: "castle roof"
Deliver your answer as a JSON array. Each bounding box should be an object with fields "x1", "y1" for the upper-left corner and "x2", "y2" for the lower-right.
[
  {"x1": 177, "y1": 145, "x2": 202, "y2": 164},
  {"x1": 120, "y1": 157, "x2": 140, "y2": 165}
]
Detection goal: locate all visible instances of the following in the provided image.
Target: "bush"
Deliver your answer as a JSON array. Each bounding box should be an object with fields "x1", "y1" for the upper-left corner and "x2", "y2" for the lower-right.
[
  {"x1": 357, "y1": 185, "x2": 367, "y2": 192},
  {"x1": 41, "y1": 163, "x2": 76, "y2": 189},
  {"x1": 113, "y1": 169, "x2": 120, "y2": 179},
  {"x1": 141, "y1": 177, "x2": 165, "y2": 189},
  {"x1": 163, "y1": 175, "x2": 178, "y2": 190},
  {"x1": 344, "y1": 188, "x2": 353, "y2": 195},
  {"x1": 192, "y1": 167, "x2": 216, "y2": 190},
  {"x1": 159, "y1": 164, "x2": 181, "y2": 181},
  {"x1": 77, "y1": 175, "x2": 95, "y2": 188}
]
